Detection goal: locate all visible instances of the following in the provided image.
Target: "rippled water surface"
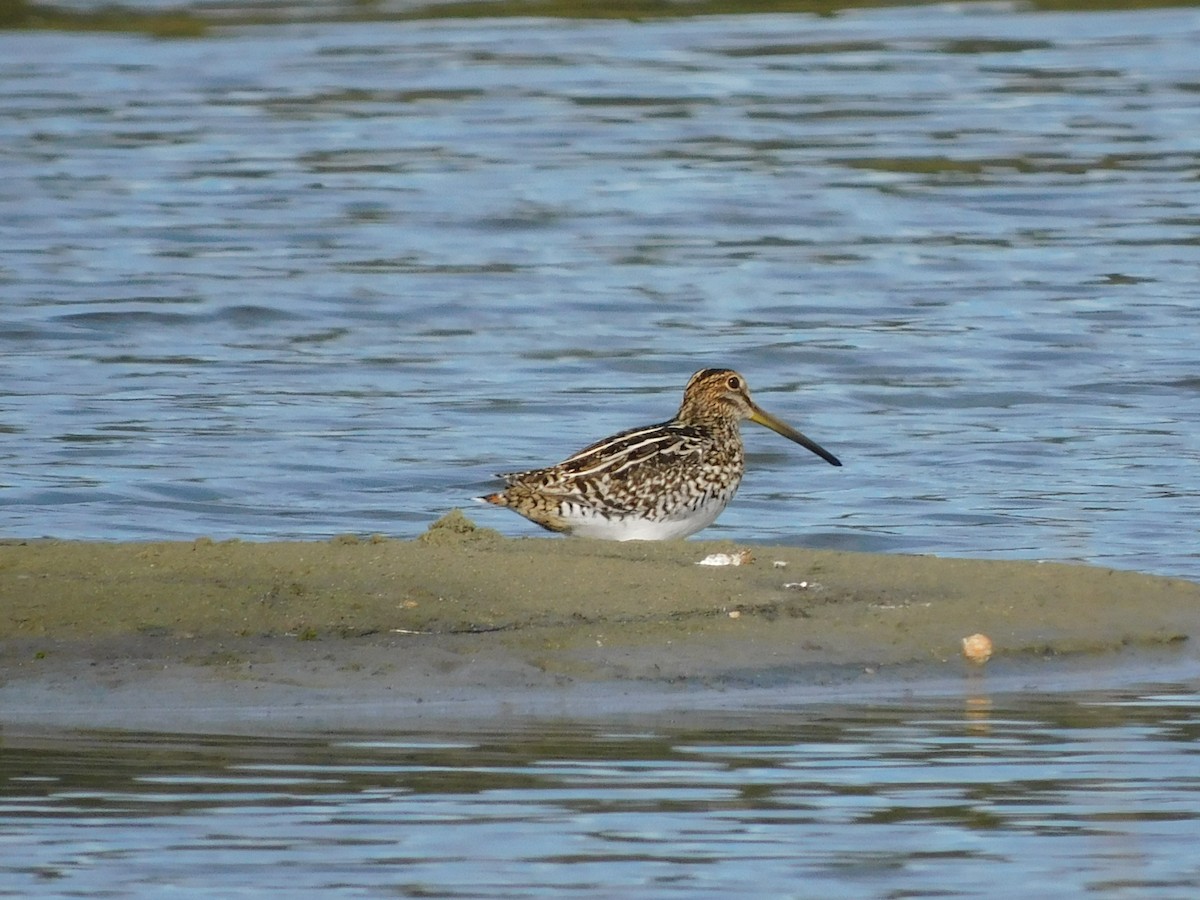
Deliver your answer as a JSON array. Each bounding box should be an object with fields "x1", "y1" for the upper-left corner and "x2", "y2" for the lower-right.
[
  {"x1": 2, "y1": 685, "x2": 1199, "y2": 897},
  {"x1": 2, "y1": 4, "x2": 1198, "y2": 577}
]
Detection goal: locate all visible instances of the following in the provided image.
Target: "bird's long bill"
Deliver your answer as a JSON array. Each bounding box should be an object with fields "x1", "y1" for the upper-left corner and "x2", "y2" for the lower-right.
[{"x1": 749, "y1": 405, "x2": 842, "y2": 467}]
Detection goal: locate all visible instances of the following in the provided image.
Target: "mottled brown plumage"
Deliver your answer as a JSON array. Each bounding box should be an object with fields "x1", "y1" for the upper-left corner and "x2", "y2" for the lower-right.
[{"x1": 478, "y1": 368, "x2": 841, "y2": 540}]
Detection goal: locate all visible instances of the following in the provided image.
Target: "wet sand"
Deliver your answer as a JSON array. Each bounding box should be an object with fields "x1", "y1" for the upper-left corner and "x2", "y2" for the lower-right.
[{"x1": 2, "y1": 511, "x2": 1198, "y2": 732}]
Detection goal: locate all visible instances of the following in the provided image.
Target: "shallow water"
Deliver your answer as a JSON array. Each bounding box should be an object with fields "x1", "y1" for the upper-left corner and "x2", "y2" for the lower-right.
[
  {"x1": 5, "y1": 9, "x2": 1198, "y2": 893},
  {"x1": 2, "y1": 683, "x2": 1199, "y2": 898},
  {"x1": 2, "y1": 4, "x2": 1199, "y2": 578}
]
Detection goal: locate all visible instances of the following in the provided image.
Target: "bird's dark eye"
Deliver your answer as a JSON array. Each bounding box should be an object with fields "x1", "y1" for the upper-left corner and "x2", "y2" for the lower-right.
[{"x1": 726, "y1": 376, "x2": 741, "y2": 390}]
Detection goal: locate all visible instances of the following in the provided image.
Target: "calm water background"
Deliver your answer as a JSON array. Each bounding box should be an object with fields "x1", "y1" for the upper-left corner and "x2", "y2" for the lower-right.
[
  {"x1": 1, "y1": 685, "x2": 1199, "y2": 897},
  {"x1": 1, "y1": 3, "x2": 1198, "y2": 577},
  {"x1": 3, "y1": 6, "x2": 1200, "y2": 893}
]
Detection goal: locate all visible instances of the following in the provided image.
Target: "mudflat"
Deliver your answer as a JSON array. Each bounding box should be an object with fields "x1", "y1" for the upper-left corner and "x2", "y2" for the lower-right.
[{"x1": 2, "y1": 511, "x2": 1197, "y2": 732}]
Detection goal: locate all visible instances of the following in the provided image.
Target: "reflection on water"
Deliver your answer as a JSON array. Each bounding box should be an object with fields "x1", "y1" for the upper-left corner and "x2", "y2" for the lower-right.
[
  {"x1": 2, "y1": 686, "x2": 1200, "y2": 897},
  {"x1": 1, "y1": 6, "x2": 1198, "y2": 579}
]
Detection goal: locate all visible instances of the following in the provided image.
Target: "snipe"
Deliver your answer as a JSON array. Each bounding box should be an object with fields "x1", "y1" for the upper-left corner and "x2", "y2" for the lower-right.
[{"x1": 478, "y1": 368, "x2": 841, "y2": 540}]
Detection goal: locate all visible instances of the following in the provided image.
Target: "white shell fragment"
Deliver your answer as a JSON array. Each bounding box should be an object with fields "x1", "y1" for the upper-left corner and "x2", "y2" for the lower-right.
[
  {"x1": 962, "y1": 633, "x2": 994, "y2": 664},
  {"x1": 696, "y1": 550, "x2": 753, "y2": 567}
]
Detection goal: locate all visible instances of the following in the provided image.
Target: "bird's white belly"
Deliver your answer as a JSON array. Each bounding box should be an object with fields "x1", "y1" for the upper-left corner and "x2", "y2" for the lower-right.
[{"x1": 561, "y1": 499, "x2": 728, "y2": 541}]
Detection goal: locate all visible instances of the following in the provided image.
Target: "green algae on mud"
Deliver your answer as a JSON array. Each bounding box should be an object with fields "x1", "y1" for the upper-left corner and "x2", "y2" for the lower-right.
[{"x1": 1, "y1": 510, "x2": 1197, "y2": 679}]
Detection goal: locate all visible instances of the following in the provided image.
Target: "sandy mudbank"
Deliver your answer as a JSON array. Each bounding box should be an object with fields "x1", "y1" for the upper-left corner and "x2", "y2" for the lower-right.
[{"x1": 1, "y1": 511, "x2": 1197, "y2": 730}]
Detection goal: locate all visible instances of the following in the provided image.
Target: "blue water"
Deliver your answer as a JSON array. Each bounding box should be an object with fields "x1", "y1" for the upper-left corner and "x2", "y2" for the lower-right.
[
  {"x1": 2, "y1": 685, "x2": 1200, "y2": 898},
  {"x1": 3, "y1": 6, "x2": 1198, "y2": 579},
  {"x1": 4, "y1": 5, "x2": 1200, "y2": 892}
]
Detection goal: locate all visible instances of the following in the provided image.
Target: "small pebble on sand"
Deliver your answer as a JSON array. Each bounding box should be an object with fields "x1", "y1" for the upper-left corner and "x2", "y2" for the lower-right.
[{"x1": 961, "y1": 633, "x2": 994, "y2": 664}]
